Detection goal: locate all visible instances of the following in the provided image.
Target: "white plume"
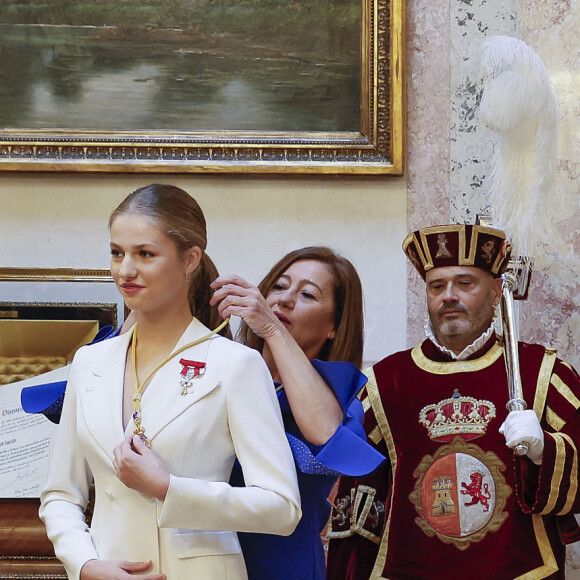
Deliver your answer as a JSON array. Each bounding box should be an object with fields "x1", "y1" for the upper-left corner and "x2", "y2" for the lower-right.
[{"x1": 478, "y1": 35, "x2": 560, "y2": 256}]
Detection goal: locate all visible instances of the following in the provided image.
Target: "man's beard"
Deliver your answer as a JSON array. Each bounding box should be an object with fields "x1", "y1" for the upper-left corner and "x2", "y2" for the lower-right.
[{"x1": 429, "y1": 302, "x2": 496, "y2": 348}]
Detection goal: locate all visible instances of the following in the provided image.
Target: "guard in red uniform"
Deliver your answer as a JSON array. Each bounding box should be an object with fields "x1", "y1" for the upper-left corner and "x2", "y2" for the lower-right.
[{"x1": 327, "y1": 224, "x2": 580, "y2": 580}]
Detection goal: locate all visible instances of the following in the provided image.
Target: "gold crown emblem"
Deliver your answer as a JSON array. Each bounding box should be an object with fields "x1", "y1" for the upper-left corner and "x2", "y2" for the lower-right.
[{"x1": 419, "y1": 389, "x2": 496, "y2": 442}]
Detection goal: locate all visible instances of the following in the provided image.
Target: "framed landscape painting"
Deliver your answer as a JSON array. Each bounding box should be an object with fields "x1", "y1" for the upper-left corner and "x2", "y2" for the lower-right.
[{"x1": 0, "y1": 0, "x2": 404, "y2": 174}]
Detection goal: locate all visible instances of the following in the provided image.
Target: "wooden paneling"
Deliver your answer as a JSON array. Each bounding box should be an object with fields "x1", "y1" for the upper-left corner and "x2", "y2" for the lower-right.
[{"x1": 0, "y1": 499, "x2": 65, "y2": 579}]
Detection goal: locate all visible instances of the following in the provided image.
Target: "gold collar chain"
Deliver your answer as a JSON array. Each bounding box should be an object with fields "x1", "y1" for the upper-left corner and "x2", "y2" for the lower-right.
[{"x1": 130, "y1": 318, "x2": 229, "y2": 446}]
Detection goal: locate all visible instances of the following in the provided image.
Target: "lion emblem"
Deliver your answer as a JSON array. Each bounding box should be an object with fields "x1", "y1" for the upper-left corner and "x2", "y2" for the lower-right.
[{"x1": 461, "y1": 472, "x2": 491, "y2": 512}]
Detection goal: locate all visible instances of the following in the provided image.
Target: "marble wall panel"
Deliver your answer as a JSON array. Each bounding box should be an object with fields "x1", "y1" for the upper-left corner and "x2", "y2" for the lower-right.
[
  {"x1": 518, "y1": 0, "x2": 580, "y2": 369},
  {"x1": 406, "y1": 0, "x2": 578, "y2": 370},
  {"x1": 449, "y1": 0, "x2": 518, "y2": 224},
  {"x1": 405, "y1": 0, "x2": 451, "y2": 346}
]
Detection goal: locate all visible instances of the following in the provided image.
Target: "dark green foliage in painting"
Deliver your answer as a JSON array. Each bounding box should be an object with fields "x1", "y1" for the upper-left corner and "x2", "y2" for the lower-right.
[
  {"x1": 0, "y1": 0, "x2": 360, "y2": 58},
  {"x1": 1, "y1": 1, "x2": 357, "y2": 58},
  {"x1": 0, "y1": 0, "x2": 361, "y2": 132}
]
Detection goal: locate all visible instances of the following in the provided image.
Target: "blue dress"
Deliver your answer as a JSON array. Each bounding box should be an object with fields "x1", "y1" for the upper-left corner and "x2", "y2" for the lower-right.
[{"x1": 229, "y1": 360, "x2": 385, "y2": 580}]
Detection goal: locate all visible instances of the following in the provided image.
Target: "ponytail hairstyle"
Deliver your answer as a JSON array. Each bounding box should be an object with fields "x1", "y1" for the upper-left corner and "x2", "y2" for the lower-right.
[
  {"x1": 238, "y1": 247, "x2": 364, "y2": 367},
  {"x1": 109, "y1": 184, "x2": 230, "y2": 337}
]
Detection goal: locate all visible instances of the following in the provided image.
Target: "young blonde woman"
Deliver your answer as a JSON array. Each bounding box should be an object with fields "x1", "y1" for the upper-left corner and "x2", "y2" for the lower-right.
[{"x1": 38, "y1": 184, "x2": 300, "y2": 580}]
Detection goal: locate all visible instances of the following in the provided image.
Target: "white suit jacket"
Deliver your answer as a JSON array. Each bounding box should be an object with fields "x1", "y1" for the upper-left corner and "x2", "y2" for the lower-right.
[{"x1": 39, "y1": 319, "x2": 301, "y2": 580}]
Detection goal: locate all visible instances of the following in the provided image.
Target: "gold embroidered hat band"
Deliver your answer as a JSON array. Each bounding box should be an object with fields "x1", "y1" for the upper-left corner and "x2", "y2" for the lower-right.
[{"x1": 402, "y1": 224, "x2": 512, "y2": 280}]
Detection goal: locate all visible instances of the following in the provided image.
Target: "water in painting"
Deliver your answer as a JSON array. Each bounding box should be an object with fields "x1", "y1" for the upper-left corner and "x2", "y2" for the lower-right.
[{"x1": 0, "y1": 0, "x2": 361, "y2": 132}]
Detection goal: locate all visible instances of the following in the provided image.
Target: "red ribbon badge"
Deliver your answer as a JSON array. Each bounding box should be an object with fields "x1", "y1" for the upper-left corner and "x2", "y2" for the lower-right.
[{"x1": 180, "y1": 359, "x2": 206, "y2": 377}]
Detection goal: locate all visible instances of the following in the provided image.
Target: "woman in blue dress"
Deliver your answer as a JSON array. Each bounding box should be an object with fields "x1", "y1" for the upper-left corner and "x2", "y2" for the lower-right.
[
  {"x1": 23, "y1": 245, "x2": 383, "y2": 580},
  {"x1": 210, "y1": 246, "x2": 384, "y2": 580}
]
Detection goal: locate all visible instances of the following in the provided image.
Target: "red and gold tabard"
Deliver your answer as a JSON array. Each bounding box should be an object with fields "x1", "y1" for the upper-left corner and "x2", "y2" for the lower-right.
[{"x1": 327, "y1": 335, "x2": 580, "y2": 580}]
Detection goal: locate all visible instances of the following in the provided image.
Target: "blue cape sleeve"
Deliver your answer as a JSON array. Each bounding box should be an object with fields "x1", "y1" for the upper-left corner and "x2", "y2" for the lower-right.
[
  {"x1": 20, "y1": 325, "x2": 120, "y2": 423},
  {"x1": 283, "y1": 360, "x2": 385, "y2": 477}
]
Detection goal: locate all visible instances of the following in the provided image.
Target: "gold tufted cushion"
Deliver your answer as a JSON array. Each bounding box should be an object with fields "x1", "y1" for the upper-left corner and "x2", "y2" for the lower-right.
[{"x1": 0, "y1": 356, "x2": 67, "y2": 385}]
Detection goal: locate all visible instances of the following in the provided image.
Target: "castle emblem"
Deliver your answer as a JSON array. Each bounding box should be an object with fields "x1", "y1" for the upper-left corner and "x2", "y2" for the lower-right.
[
  {"x1": 419, "y1": 389, "x2": 496, "y2": 442},
  {"x1": 432, "y1": 476, "x2": 455, "y2": 516},
  {"x1": 435, "y1": 233, "x2": 453, "y2": 258},
  {"x1": 409, "y1": 437, "x2": 510, "y2": 550}
]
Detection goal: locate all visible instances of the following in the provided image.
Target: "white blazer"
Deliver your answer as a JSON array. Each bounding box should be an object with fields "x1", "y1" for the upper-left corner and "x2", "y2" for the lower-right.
[{"x1": 39, "y1": 318, "x2": 301, "y2": 580}]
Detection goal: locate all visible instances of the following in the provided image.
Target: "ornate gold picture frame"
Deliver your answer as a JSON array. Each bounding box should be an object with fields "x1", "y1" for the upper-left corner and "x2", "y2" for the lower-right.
[
  {"x1": 0, "y1": 268, "x2": 124, "y2": 331},
  {"x1": 0, "y1": 0, "x2": 404, "y2": 174}
]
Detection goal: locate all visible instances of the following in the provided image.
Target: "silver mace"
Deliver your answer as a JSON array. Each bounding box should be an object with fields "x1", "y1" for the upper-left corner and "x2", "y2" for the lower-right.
[
  {"x1": 478, "y1": 210, "x2": 533, "y2": 456},
  {"x1": 500, "y1": 256, "x2": 534, "y2": 455}
]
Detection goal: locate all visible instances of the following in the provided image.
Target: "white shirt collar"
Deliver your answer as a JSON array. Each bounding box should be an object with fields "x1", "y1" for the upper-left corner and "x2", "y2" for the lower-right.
[{"x1": 424, "y1": 315, "x2": 498, "y2": 361}]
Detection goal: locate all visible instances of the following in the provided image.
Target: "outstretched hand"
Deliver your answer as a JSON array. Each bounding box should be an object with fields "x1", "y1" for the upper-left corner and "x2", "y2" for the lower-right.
[
  {"x1": 210, "y1": 275, "x2": 283, "y2": 339},
  {"x1": 113, "y1": 434, "x2": 170, "y2": 499},
  {"x1": 81, "y1": 559, "x2": 166, "y2": 580}
]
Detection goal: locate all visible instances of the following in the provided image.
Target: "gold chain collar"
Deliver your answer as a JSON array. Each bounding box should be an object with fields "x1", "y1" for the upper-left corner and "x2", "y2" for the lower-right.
[{"x1": 130, "y1": 318, "x2": 229, "y2": 446}]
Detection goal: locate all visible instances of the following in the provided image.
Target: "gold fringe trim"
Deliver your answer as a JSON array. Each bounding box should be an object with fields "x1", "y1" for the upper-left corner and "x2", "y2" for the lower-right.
[
  {"x1": 369, "y1": 426, "x2": 382, "y2": 445},
  {"x1": 557, "y1": 432, "x2": 578, "y2": 516},
  {"x1": 365, "y1": 367, "x2": 397, "y2": 579},
  {"x1": 551, "y1": 373, "x2": 580, "y2": 410},
  {"x1": 351, "y1": 485, "x2": 382, "y2": 544},
  {"x1": 513, "y1": 515, "x2": 559, "y2": 579},
  {"x1": 546, "y1": 406, "x2": 565, "y2": 432},
  {"x1": 532, "y1": 350, "x2": 558, "y2": 418},
  {"x1": 540, "y1": 433, "x2": 566, "y2": 515},
  {"x1": 418, "y1": 230, "x2": 434, "y2": 270},
  {"x1": 410, "y1": 340, "x2": 503, "y2": 374}
]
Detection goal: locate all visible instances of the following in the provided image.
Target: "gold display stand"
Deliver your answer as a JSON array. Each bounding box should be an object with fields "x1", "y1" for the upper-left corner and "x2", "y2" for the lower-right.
[{"x1": 0, "y1": 319, "x2": 99, "y2": 578}]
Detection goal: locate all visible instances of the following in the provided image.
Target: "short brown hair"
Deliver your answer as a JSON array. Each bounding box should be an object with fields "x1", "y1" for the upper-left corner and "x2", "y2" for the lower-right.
[{"x1": 238, "y1": 247, "x2": 364, "y2": 367}]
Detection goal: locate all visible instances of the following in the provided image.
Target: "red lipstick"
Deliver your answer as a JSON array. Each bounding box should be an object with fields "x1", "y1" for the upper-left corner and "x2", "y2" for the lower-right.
[
  {"x1": 121, "y1": 283, "x2": 144, "y2": 296},
  {"x1": 274, "y1": 311, "x2": 291, "y2": 326}
]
